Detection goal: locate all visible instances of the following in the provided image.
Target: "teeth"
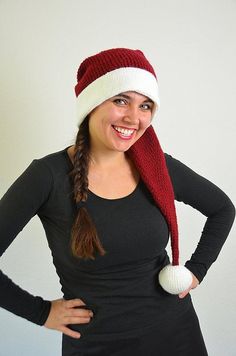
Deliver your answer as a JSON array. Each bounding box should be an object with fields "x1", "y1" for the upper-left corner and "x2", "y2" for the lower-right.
[{"x1": 113, "y1": 126, "x2": 135, "y2": 136}]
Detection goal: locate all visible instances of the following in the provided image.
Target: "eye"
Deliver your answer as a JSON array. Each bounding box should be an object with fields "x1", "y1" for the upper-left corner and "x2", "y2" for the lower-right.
[
  {"x1": 141, "y1": 103, "x2": 153, "y2": 111},
  {"x1": 113, "y1": 98, "x2": 127, "y2": 105}
]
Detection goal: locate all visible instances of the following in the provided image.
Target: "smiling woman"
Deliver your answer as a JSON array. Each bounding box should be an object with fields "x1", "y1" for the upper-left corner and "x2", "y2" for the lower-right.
[
  {"x1": 88, "y1": 91, "x2": 153, "y2": 153},
  {"x1": 0, "y1": 48, "x2": 235, "y2": 356}
]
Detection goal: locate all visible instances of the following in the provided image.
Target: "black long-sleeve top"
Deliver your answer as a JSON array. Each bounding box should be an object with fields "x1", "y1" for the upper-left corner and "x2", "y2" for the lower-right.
[{"x1": 0, "y1": 147, "x2": 235, "y2": 341}]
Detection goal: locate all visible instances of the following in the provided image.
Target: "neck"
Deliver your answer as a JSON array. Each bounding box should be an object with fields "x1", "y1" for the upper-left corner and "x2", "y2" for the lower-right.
[
  {"x1": 68, "y1": 144, "x2": 131, "y2": 171},
  {"x1": 89, "y1": 148, "x2": 128, "y2": 169}
]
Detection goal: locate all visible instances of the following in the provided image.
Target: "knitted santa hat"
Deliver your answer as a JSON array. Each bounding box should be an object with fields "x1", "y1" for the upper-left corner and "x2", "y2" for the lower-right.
[{"x1": 74, "y1": 48, "x2": 192, "y2": 294}]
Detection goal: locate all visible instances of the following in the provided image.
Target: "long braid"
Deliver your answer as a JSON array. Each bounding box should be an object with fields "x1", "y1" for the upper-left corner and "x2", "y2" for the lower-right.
[
  {"x1": 70, "y1": 117, "x2": 106, "y2": 260},
  {"x1": 73, "y1": 118, "x2": 90, "y2": 203}
]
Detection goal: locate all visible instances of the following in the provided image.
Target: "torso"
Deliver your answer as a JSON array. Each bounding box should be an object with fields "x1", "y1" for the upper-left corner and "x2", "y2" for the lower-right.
[{"x1": 67, "y1": 146, "x2": 140, "y2": 199}]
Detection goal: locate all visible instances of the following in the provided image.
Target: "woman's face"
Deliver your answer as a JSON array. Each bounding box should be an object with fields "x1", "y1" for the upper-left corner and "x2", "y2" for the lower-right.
[{"x1": 88, "y1": 91, "x2": 155, "y2": 154}]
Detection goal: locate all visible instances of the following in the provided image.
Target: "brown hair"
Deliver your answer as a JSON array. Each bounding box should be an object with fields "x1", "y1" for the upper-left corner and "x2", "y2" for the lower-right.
[{"x1": 69, "y1": 116, "x2": 107, "y2": 260}]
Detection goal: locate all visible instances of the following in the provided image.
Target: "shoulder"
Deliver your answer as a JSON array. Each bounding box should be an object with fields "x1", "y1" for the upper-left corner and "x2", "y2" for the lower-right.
[
  {"x1": 164, "y1": 152, "x2": 173, "y2": 165},
  {"x1": 164, "y1": 152, "x2": 180, "y2": 175},
  {"x1": 163, "y1": 152, "x2": 192, "y2": 201},
  {"x1": 16, "y1": 147, "x2": 72, "y2": 190},
  {"x1": 34, "y1": 147, "x2": 71, "y2": 177}
]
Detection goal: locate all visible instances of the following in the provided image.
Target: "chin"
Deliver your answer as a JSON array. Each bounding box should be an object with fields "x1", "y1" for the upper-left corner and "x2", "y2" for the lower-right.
[{"x1": 109, "y1": 143, "x2": 131, "y2": 153}]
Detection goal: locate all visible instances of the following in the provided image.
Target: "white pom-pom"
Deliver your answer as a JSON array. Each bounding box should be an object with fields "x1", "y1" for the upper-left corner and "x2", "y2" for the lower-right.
[{"x1": 158, "y1": 264, "x2": 193, "y2": 294}]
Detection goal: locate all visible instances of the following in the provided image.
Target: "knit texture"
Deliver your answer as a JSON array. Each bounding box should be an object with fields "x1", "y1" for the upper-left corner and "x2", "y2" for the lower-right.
[
  {"x1": 74, "y1": 48, "x2": 179, "y2": 267},
  {"x1": 75, "y1": 48, "x2": 157, "y2": 97},
  {"x1": 128, "y1": 125, "x2": 179, "y2": 265},
  {"x1": 74, "y1": 48, "x2": 160, "y2": 127}
]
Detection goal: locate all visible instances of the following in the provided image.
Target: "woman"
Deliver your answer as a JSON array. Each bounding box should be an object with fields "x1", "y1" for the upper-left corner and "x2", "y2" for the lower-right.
[{"x1": 0, "y1": 48, "x2": 235, "y2": 355}]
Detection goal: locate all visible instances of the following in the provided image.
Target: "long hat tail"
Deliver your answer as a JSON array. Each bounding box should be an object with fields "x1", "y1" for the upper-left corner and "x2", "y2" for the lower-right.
[{"x1": 127, "y1": 125, "x2": 179, "y2": 266}]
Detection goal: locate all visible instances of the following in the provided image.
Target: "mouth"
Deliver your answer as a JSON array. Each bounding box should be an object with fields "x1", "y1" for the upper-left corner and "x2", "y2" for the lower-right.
[{"x1": 112, "y1": 125, "x2": 136, "y2": 140}]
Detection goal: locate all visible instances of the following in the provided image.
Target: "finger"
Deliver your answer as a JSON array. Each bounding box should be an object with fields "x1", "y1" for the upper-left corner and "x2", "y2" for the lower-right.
[
  {"x1": 60, "y1": 325, "x2": 81, "y2": 339},
  {"x1": 179, "y1": 292, "x2": 188, "y2": 298},
  {"x1": 64, "y1": 316, "x2": 91, "y2": 325},
  {"x1": 179, "y1": 287, "x2": 191, "y2": 299},
  {"x1": 67, "y1": 308, "x2": 93, "y2": 318},
  {"x1": 65, "y1": 299, "x2": 86, "y2": 309}
]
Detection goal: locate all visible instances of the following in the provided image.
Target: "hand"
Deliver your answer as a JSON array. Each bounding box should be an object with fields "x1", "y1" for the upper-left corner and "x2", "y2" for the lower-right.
[
  {"x1": 178, "y1": 273, "x2": 199, "y2": 299},
  {"x1": 44, "y1": 298, "x2": 94, "y2": 339}
]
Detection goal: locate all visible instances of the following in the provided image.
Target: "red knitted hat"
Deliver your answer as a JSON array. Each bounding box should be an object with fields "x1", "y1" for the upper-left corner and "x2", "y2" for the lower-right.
[
  {"x1": 74, "y1": 48, "x2": 192, "y2": 294},
  {"x1": 128, "y1": 126, "x2": 179, "y2": 265},
  {"x1": 75, "y1": 48, "x2": 160, "y2": 126}
]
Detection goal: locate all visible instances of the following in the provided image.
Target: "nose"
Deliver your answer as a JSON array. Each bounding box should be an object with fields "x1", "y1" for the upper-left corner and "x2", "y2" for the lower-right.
[{"x1": 123, "y1": 105, "x2": 140, "y2": 125}]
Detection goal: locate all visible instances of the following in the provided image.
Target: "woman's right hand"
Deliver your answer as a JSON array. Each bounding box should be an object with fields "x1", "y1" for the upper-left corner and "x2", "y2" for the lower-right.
[{"x1": 44, "y1": 298, "x2": 94, "y2": 339}]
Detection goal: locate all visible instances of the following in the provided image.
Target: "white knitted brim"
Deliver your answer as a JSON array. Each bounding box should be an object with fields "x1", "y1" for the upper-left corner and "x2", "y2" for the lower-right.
[{"x1": 76, "y1": 67, "x2": 160, "y2": 126}]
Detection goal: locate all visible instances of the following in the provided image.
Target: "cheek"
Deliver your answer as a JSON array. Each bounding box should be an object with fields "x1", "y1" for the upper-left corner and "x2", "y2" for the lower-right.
[
  {"x1": 134, "y1": 126, "x2": 149, "y2": 143},
  {"x1": 140, "y1": 116, "x2": 152, "y2": 130}
]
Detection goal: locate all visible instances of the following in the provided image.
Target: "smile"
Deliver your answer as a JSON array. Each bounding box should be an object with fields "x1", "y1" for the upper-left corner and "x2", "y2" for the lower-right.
[{"x1": 112, "y1": 126, "x2": 135, "y2": 137}]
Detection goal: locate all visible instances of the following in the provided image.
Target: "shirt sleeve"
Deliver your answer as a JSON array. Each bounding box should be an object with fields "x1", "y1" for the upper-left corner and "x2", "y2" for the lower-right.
[
  {"x1": 164, "y1": 153, "x2": 235, "y2": 283},
  {"x1": 0, "y1": 159, "x2": 53, "y2": 325}
]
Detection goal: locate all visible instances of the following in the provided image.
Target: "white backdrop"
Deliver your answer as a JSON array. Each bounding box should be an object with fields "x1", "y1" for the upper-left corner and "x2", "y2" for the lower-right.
[{"x1": 0, "y1": 1, "x2": 235, "y2": 355}]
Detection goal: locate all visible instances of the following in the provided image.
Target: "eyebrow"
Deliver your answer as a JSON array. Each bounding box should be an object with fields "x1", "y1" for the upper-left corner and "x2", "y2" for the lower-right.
[{"x1": 115, "y1": 93, "x2": 154, "y2": 103}]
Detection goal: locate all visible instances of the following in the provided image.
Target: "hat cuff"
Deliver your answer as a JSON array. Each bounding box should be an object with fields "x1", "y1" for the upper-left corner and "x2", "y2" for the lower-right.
[{"x1": 76, "y1": 67, "x2": 160, "y2": 126}]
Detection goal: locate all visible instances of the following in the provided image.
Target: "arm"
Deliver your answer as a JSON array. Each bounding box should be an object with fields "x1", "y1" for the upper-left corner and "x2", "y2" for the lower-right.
[
  {"x1": 0, "y1": 158, "x2": 96, "y2": 339},
  {"x1": 0, "y1": 159, "x2": 53, "y2": 325},
  {"x1": 165, "y1": 153, "x2": 235, "y2": 283}
]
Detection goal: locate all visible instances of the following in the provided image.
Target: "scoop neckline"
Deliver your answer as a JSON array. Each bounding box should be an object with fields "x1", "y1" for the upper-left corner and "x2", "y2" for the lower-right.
[{"x1": 63, "y1": 146, "x2": 141, "y2": 202}]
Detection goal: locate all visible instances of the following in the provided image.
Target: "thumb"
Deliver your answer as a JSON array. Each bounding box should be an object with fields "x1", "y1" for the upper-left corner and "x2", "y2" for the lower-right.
[{"x1": 178, "y1": 289, "x2": 190, "y2": 299}]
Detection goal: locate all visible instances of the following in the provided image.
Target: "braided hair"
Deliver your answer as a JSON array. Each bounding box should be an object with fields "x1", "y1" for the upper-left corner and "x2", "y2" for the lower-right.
[{"x1": 69, "y1": 116, "x2": 106, "y2": 260}]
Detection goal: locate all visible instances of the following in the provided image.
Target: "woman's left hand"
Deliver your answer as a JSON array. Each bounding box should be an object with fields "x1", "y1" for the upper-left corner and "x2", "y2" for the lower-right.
[{"x1": 178, "y1": 273, "x2": 199, "y2": 299}]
